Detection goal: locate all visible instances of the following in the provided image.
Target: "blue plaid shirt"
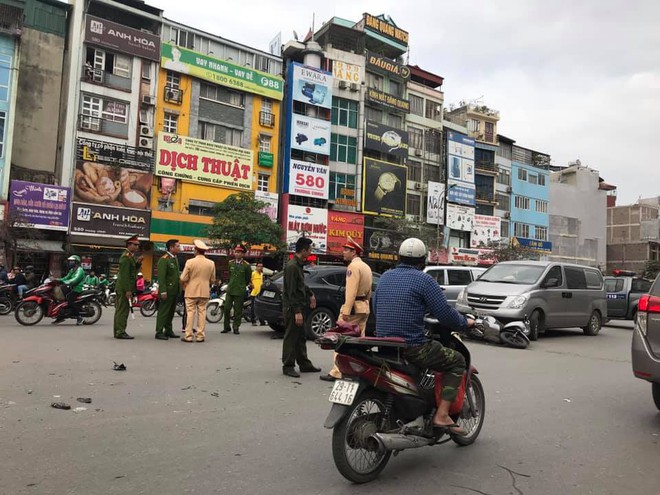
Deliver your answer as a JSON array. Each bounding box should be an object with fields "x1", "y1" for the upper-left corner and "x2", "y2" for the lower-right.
[{"x1": 374, "y1": 264, "x2": 468, "y2": 346}]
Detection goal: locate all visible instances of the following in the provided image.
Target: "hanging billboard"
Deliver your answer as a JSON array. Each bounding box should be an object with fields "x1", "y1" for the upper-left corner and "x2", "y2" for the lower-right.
[
  {"x1": 327, "y1": 212, "x2": 364, "y2": 255},
  {"x1": 8, "y1": 181, "x2": 70, "y2": 231},
  {"x1": 446, "y1": 203, "x2": 475, "y2": 232},
  {"x1": 362, "y1": 158, "x2": 407, "y2": 217},
  {"x1": 286, "y1": 160, "x2": 329, "y2": 199},
  {"x1": 284, "y1": 204, "x2": 328, "y2": 253},
  {"x1": 446, "y1": 131, "x2": 476, "y2": 206},
  {"x1": 426, "y1": 181, "x2": 445, "y2": 225},
  {"x1": 291, "y1": 64, "x2": 333, "y2": 109},
  {"x1": 365, "y1": 121, "x2": 409, "y2": 158},
  {"x1": 471, "y1": 215, "x2": 502, "y2": 248},
  {"x1": 290, "y1": 114, "x2": 331, "y2": 155}
]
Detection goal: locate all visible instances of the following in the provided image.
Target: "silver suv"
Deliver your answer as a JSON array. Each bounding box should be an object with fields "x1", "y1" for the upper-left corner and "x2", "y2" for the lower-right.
[
  {"x1": 424, "y1": 266, "x2": 486, "y2": 307},
  {"x1": 631, "y1": 273, "x2": 660, "y2": 410}
]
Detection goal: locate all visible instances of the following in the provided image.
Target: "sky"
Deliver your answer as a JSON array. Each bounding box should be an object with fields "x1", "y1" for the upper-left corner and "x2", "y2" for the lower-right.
[{"x1": 150, "y1": 0, "x2": 660, "y2": 205}]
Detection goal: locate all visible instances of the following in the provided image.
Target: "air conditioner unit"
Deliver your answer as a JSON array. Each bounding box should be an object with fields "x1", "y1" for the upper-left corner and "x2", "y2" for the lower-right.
[
  {"x1": 138, "y1": 137, "x2": 153, "y2": 149},
  {"x1": 350, "y1": 83, "x2": 359, "y2": 92},
  {"x1": 414, "y1": 149, "x2": 423, "y2": 157},
  {"x1": 414, "y1": 183, "x2": 422, "y2": 190},
  {"x1": 142, "y1": 95, "x2": 155, "y2": 106},
  {"x1": 503, "y1": 212, "x2": 510, "y2": 219},
  {"x1": 338, "y1": 80, "x2": 348, "y2": 89},
  {"x1": 139, "y1": 124, "x2": 153, "y2": 137},
  {"x1": 506, "y1": 186, "x2": 513, "y2": 193}
]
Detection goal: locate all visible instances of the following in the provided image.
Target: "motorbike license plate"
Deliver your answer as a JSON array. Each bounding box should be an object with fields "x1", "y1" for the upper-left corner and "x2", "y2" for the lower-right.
[
  {"x1": 262, "y1": 290, "x2": 276, "y2": 298},
  {"x1": 328, "y1": 380, "x2": 359, "y2": 406}
]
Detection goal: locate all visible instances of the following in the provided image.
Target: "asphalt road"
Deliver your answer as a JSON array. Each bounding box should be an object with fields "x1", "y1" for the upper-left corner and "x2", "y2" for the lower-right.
[{"x1": 1, "y1": 312, "x2": 659, "y2": 495}]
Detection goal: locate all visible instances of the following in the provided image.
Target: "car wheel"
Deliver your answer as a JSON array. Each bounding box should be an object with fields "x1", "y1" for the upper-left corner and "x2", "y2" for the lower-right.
[
  {"x1": 529, "y1": 310, "x2": 543, "y2": 341},
  {"x1": 582, "y1": 310, "x2": 602, "y2": 336},
  {"x1": 652, "y1": 383, "x2": 660, "y2": 411},
  {"x1": 306, "y1": 307, "x2": 336, "y2": 340}
]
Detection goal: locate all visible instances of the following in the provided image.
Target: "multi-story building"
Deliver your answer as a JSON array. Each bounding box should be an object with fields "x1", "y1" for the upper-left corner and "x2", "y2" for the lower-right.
[
  {"x1": 607, "y1": 201, "x2": 660, "y2": 274},
  {"x1": 495, "y1": 134, "x2": 515, "y2": 243},
  {"x1": 549, "y1": 164, "x2": 611, "y2": 268}
]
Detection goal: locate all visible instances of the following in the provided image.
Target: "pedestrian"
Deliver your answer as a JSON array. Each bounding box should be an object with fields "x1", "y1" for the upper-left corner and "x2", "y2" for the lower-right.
[
  {"x1": 57, "y1": 256, "x2": 85, "y2": 325},
  {"x1": 320, "y1": 236, "x2": 372, "y2": 382},
  {"x1": 250, "y1": 262, "x2": 266, "y2": 326},
  {"x1": 281, "y1": 237, "x2": 322, "y2": 378},
  {"x1": 155, "y1": 239, "x2": 181, "y2": 340},
  {"x1": 180, "y1": 239, "x2": 215, "y2": 343},
  {"x1": 221, "y1": 244, "x2": 251, "y2": 335},
  {"x1": 113, "y1": 235, "x2": 141, "y2": 340},
  {"x1": 84, "y1": 270, "x2": 99, "y2": 287}
]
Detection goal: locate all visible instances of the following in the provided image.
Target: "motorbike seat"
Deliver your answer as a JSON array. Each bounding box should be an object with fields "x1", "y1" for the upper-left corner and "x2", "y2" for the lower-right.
[{"x1": 357, "y1": 336, "x2": 407, "y2": 347}]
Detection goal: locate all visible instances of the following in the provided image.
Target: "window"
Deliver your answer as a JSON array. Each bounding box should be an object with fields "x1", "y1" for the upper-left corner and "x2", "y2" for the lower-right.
[
  {"x1": 518, "y1": 168, "x2": 527, "y2": 181},
  {"x1": 258, "y1": 135, "x2": 271, "y2": 153},
  {"x1": 484, "y1": 121, "x2": 494, "y2": 141},
  {"x1": 81, "y1": 95, "x2": 102, "y2": 129},
  {"x1": 427, "y1": 269, "x2": 446, "y2": 284},
  {"x1": 366, "y1": 72, "x2": 383, "y2": 90},
  {"x1": 366, "y1": 107, "x2": 382, "y2": 123},
  {"x1": 0, "y1": 54, "x2": 11, "y2": 102},
  {"x1": 425, "y1": 131, "x2": 441, "y2": 154},
  {"x1": 605, "y1": 279, "x2": 625, "y2": 292},
  {"x1": 632, "y1": 279, "x2": 652, "y2": 293},
  {"x1": 408, "y1": 127, "x2": 423, "y2": 150},
  {"x1": 425, "y1": 100, "x2": 442, "y2": 121},
  {"x1": 410, "y1": 95, "x2": 424, "y2": 116},
  {"x1": 538, "y1": 174, "x2": 546, "y2": 186},
  {"x1": 85, "y1": 48, "x2": 131, "y2": 80},
  {"x1": 542, "y1": 266, "x2": 563, "y2": 287},
  {"x1": 141, "y1": 63, "x2": 151, "y2": 81},
  {"x1": 188, "y1": 199, "x2": 215, "y2": 216},
  {"x1": 529, "y1": 173, "x2": 538, "y2": 185},
  {"x1": 0, "y1": 111, "x2": 5, "y2": 157},
  {"x1": 565, "y1": 267, "x2": 587, "y2": 290},
  {"x1": 585, "y1": 270, "x2": 603, "y2": 289},
  {"x1": 389, "y1": 80, "x2": 402, "y2": 97},
  {"x1": 468, "y1": 119, "x2": 480, "y2": 132},
  {"x1": 330, "y1": 134, "x2": 357, "y2": 163},
  {"x1": 113, "y1": 54, "x2": 131, "y2": 78},
  {"x1": 102, "y1": 100, "x2": 127, "y2": 123},
  {"x1": 498, "y1": 168, "x2": 511, "y2": 185},
  {"x1": 163, "y1": 113, "x2": 178, "y2": 133},
  {"x1": 257, "y1": 173, "x2": 270, "y2": 192},
  {"x1": 514, "y1": 222, "x2": 530, "y2": 238},
  {"x1": 329, "y1": 173, "x2": 356, "y2": 202},
  {"x1": 448, "y1": 270, "x2": 472, "y2": 286},
  {"x1": 407, "y1": 194, "x2": 421, "y2": 216},
  {"x1": 535, "y1": 226, "x2": 548, "y2": 241},
  {"x1": 497, "y1": 194, "x2": 510, "y2": 211},
  {"x1": 535, "y1": 200, "x2": 548, "y2": 213},
  {"x1": 166, "y1": 71, "x2": 180, "y2": 89},
  {"x1": 170, "y1": 27, "x2": 194, "y2": 49},
  {"x1": 500, "y1": 220, "x2": 510, "y2": 237},
  {"x1": 262, "y1": 98, "x2": 273, "y2": 114},
  {"x1": 407, "y1": 160, "x2": 422, "y2": 182},
  {"x1": 199, "y1": 122, "x2": 243, "y2": 147},
  {"x1": 331, "y1": 97, "x2": 358, "y2": 128},
  {"x1": 388, "y1": 114, "x2": 402, "y2": 129},
  {"x1": 514, "y1": 195, "x2": 531, "y2": 210},
  {"x1": 424, "y1": 164, "x2": 440, "y2": 183},
  {"x1": 200, "y1": 82, "x2": 245, "y2": 107}
]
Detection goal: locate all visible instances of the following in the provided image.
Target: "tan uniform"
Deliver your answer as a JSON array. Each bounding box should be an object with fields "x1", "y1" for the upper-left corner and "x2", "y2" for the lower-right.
[
  {"x1": 330, "y1": 257, "x2": 373, "y2": 378},
  {"x1": 180, "y1": 254, "x2": 216, "y2": 341}
]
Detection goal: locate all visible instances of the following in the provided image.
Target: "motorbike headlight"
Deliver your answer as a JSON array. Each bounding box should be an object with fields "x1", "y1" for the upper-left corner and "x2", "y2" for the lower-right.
[
  {"x1": 507, "y1": 295, "x2": 528, "y2": 309},
  {"x1": 457, "y1": 288, "x2": 468, "y2": 305}
]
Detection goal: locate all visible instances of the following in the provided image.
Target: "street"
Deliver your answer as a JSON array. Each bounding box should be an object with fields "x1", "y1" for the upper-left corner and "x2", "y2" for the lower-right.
[{"x1": 1, "y1": 312, "x2": 659, "y2": 495}]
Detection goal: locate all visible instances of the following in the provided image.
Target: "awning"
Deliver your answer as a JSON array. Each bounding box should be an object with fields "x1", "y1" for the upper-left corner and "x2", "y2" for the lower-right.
[{"x1": 16, "y1": 239, "x2": 65, "y2": 253}]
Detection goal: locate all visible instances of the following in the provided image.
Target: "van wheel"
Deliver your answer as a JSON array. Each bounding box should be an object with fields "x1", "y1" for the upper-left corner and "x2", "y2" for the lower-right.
[
  {"x1": 652, "y1": 383, "x2": 660, "y2": 411},
  {"x1": 529, "y1": 310, "x2": 543, "y2": 341},
  {"x1": 583, "y1": 311, "x2": 602, "y2": 336}
]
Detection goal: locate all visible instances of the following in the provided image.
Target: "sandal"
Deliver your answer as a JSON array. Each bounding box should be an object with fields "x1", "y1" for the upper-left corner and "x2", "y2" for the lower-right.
[{"x1": 433, "y1": 422, "x2": 467, "y2": 437}]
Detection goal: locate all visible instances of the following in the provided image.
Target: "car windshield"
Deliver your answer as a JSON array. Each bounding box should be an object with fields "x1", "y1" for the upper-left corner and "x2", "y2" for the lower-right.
[{"x1": 479, "y1": 264, "x2": 546, "y2": 284}]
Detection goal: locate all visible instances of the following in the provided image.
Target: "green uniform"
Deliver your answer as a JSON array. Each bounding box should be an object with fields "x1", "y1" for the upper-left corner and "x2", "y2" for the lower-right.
[
  {"x1": 61, "y1": 266, "x2": 85, "y2": 293},
  {"x1": 223, "y1": 259, "x2": 252, "y2": 332},
  {"x1": 281, "y1": 256, "x2": 314, "y2": 370},
  {"x1": 113, "y1": 250, "x2": 137, "y2": 337},
  {"x1": 84, "y1": 275, "x2": 99, "y2": 287},
  {"x1": 155, "y1": 252, "x2": 180, "y2": 336}
]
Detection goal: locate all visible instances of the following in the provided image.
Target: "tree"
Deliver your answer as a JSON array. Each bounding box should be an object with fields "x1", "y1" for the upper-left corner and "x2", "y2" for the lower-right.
[
  {"x1": 643, "y1": 260, "x2": 660, "y2": 280},
  {"x1": 373, "y1": 216, "x2": 440, "y2": 249},
  {"x1": 206, "y1": 193, "x2": 284, "y2": 251},
  {"x1": 479, "y1": 239, "x2": 539, "y2": 263}
]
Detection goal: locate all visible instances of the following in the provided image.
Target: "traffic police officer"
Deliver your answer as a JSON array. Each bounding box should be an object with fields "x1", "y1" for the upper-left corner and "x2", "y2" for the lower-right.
[
  {"x1": 155, "y1": 238, "x2": 181, "y2": 340},
  {"x1": 113, "y1": 235, "x2": 140, "y2": 339}
]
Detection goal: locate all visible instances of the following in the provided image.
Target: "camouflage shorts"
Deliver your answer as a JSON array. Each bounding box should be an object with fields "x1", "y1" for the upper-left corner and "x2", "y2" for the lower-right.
[{"x1": 404, "y1": 341, "x2": 466, "y2": 401}]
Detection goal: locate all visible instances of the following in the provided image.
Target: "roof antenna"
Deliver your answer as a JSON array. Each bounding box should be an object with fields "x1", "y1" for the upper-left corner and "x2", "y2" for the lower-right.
[{"x1": 312, "y1": 13, "x2": 315, "y2": 40}]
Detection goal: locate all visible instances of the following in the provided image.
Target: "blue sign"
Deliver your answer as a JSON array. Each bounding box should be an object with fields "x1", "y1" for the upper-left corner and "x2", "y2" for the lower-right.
[
  {"x1": 447, "y1": 183, "x2": 476, "y2": 205},
  {"x1": 513, "y1": 237, "x2": 553, "y2": 253},
  {"x1": 446, "y1": 131, "x2": 475, "y2": 206}
]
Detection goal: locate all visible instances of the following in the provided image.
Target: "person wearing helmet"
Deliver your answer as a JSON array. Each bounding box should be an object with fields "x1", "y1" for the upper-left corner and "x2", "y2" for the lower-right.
[
  {"x1": 58, "y1": 255, "x2": 86, "y2": 324},
  {"x1": 136, "y1": 272, "x2": 146, "y2": 293},
  {"x1": 84, "y1": 270, "x2": 99, "y2": 287},
  {"x1": 373, "y1": 238, "x2": 475, "y2": 436}
]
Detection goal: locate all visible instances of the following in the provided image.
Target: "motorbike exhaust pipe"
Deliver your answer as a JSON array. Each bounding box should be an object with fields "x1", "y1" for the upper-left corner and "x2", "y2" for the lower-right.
[{"x1": 367, "y1": 432, "x2": 435, "y2": 452}]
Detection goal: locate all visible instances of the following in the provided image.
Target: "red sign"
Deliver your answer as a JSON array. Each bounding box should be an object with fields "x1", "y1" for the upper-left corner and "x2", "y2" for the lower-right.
[{"x1": 327, "y1": 211, "x2": 364, "y2": 255}]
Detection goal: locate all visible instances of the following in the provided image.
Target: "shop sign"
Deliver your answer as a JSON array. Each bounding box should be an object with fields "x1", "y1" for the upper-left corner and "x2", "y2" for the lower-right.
[
  {"x1": 471, "y1": 215, "x2": 501, "y2": 248},
  {"x1": 86, "y1": 15, "x2": 160, "y2": 61},
  {"x1": 366, "y1": 51, "x2": 410, "y2": 80},
  {"x1": 513, "y1": 237, "x2": 553, "y2": 254},
  {"x1": 155, "y1": 132, "x2": 253, "y2": 191},
  {"x1": 285, "y1": 204, "x2": 328, "y2": 253},
  {"x1": 8, "y1": 181, "x2": 70, "y2": 232},
  {"x1": 449, "y1": 247, "x2": 495, "y2": 266},
  {"x1": 258, "y1": 152, "x2": 274, "y2": 167},
  {"x1": 335, "y1": 186, "x2": 357, "y2": 208},
  {"x1": 359, "y1": 13, "x2": 409, "y2": 46},
  {"x1": 161, "y1": 42, "x2": 284, "y2": 100},
  {"x1": 332, "y1": 60, "x2": 362, "y2": 84},
  {"x1": 362, "y1": 158, "x2": 407, "y2": 217},
  {"x1": 291, "y1": 63, "x2": 333, "y2": 110},
  {"x1": 366, "y1": 88, "x2": 410, "y2": 113},
  {"x1": 71, "y1": 203, "x2": 151, "y2": 240},
  {"x1": 365, "y1": 120, "x2": 409, "y2": 157},
  {"x1": 327, "y1": 212, "x2": 364, "y2": 255},
  {"x1": 286, "y1": 160, "x2": 329, "y2": 199},
  {"x1": 426, "y1": 181, "x2": 445, "y2": 225},
  {"x1": 290, "y1": 114, "x2": 331, "y2": 155},
  {"x1": 446, "y1": 204, "x2": 475, "y2": 232},
  {"x1": 255, "y1": 190, "x2": 278, "y2": 222}
]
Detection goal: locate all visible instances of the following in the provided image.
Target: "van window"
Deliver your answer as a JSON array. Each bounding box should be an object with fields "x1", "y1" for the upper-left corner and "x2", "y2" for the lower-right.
[
  {"x1": 585, "y1": 270, "x2": 603, "y2": 289},
  {"x1": 565, "y1": 267, "x2": 587, "y2": 289},
  {"x1": 447, "y1": 269, "x2": 472, "y2": 286},
  {"x1": 631, "y1": 279, "x2": 652, "y2": 293},
  {"x1": 480, "y1": 264, "x2": 546, "y2": 284},
  {"x1": 542, "y1": 266, "x2": 563, "y2": 286},
  {"x1": 427, "y1": 269, "x2": 446, "y2": 284},
  {"x1": 605, "y1": 279, "x2": 624, "y2": 292}
]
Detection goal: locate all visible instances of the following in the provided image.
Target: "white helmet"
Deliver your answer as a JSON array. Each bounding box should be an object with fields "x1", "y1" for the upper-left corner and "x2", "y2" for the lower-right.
[
  {"x1": 137, "y1": 272, "x2": 143, "y2": 276},
  {"x1": 399, "y1": 237, "x2": 427, "y2": 259}
]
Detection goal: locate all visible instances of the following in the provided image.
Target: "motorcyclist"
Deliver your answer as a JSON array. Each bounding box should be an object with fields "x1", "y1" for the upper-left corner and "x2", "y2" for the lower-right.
[
  {"x1": 57, "y1": 255, "x2": 86, "y2": 325},
  {"x1": 373, "y1": 238, "x2": 475, "y2": 436},
  {"x1": 136, "y1": 272, "x2": 146, "y2": 293},
  {"x1": 84, "y1": 270, "x2": 100, "y2": 287}
]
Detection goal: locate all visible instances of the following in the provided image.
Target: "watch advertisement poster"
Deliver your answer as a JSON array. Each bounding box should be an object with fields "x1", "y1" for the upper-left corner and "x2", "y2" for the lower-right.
[
  {"x1": 364, "y1": 121, "x2": 409, "y2": 158},
  {"x1": 446, "y1": 203, "x2": 475, "y2": 232},
  {"x1": 362, "y1": 158, "x2": 407, "y2": 217},
  {"x1": 291, "y1": 63, "x2": 333, "y2": 110}
]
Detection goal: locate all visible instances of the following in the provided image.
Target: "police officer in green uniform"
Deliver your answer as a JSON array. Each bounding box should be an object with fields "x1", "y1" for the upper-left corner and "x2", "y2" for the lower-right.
[
  {"x1": 281, "y1": 237, "x2": 322, "y2": 378},
  {"x1": 155, "y1": 239, "x2": 181, "y2": 340},
  {"x1": 113, "y1": 235, "x2": 141, "y2": 339},
  {"x1": 57, "y1": 255, "x2": 86, "y2": 325},
  {"x1": 221, "y1": 244, "x2": 252, "y2": 335}
]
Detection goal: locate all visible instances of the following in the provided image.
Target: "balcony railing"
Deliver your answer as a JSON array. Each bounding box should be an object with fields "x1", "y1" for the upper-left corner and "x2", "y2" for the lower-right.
[
  {"x1": 0, "y1": 4, "x2": 24, "y2": 37},
  {"x1": 476, "y1": 191, "x2": 497, "y2": 203},
  {"x1": 475, "y1": 160, "x2": 498, "y2": 174},
  {"x1": 259, "y1": 111, "x2": 275, "y2": 128},
  {"x1": 164, "y1": 86, "x2": 183, "y2": 104},
  {"x1": 82, "y1": 66, "x2": 132, "y2": 91},
  {"x1": 78, "y1": 114, "x2": 128, "y2": 138}
]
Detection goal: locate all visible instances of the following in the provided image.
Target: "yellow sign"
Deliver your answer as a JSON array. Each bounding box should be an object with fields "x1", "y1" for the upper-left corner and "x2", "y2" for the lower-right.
[{"x1": 155, "y1": 133, "x2": 254, "y2": 191}]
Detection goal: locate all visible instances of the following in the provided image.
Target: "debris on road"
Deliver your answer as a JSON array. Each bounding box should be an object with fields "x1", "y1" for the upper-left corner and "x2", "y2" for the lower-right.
[
  {"x1": 77, "y1": 397, "x2": 92, "y2": 404},
  {"x1": 210, "y1": 392, "x2": 219, "y2": 398},
  {"x1": 51, "y1": 402, "x2": 71, "y2": 410},
  {"x1": 563, "y1": 398, "x2": 572, "y2": 403},
  {"x1": 112, "y1": 362, "x2": 127, "y2": 371},
  {"x1": 73, "y1": 407, "x2": 87, "y2": 413}
]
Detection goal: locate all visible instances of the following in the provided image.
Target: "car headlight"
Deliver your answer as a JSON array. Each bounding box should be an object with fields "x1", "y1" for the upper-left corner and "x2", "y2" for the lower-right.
[
  {"x1": 507, "y1": 295, "x2": 528, "y2": 309},
  {"x1": 457, "y1": 289, "x2": 467, "y2": 305}
]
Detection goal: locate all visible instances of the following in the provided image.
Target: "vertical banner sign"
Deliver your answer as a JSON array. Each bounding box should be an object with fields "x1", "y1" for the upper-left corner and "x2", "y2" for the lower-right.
[
  {"x1": 446, "y1": 131, "x2": 476, "y2": 205},
  {"x1": 327, "y1": 212, "x2": 364, "y2": 254},
  {"x1": 426, "y1": 181, "x2": 445, "y2": 225},
  {"x1": 471, "y1": 215, "x2": 501, "y2": 248}
]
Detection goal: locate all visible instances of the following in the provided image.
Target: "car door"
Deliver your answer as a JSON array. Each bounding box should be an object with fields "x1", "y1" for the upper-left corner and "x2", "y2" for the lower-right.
[
  {"x1": 539, "y1": 265, "x2": 567, "y2": 328},
  {"x1": 445, "y1": 269, "x2": 473, "y2": 307},
  {"x1": 605, "y1": 278, "x2": 627, "y2": 318},
  {"x1": 563, "y1": 266, "x2": 590, "y2": 327}
]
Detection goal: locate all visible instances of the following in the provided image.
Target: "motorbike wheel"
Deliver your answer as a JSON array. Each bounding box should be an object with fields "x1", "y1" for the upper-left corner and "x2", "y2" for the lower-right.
[
  {"x1": 108, "y1": 294, "x2": 116, "y2": 306},
  {"x1": 331, "y1": 390, "x2": 392, "y2": 484},
  {"x1": 176, "y1": 301, "x2": 184, "y2": 317},
  {"x1": 206, "y1": 301, "x2": 224, "y2": 323},
  {"x1": 15, "y1": 301, "x2": 44, "y2": 326},
  {"x1": 81, "y1": 301, "x2": 102, "y2": 325},
  {"x1": 140, "y1": 300, "x2": 157, "y2": 318},
  {"x1": 452, "y1": 375, "x2": 485, "y2": 446},
  {"x1": 0, "y1": 296, "x2": 13, "y2": 315},
  {"x1": 500, "y1": 331, "x2": 529, "y2": 349}
]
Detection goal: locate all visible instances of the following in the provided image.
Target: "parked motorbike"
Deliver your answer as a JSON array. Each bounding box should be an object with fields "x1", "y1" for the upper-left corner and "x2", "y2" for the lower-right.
[
  {"x1": 0, "y1": 283, "x2": 19, "y2": 315},
  {"x1": 136, "y1": 283, "x2": 159, "y2": 317},
  {"x1": 15, "y1": 280, "x2": 103, "y2": 326},
  {"x1": 205, "y1": 284, "x2": 252, "y2": 324},
  {"x1": 465, "y1": 313, "x2": 531, "y2": 349},
  {"x1": 317, "y1": 316, "x2": 485, "y2": 484}
]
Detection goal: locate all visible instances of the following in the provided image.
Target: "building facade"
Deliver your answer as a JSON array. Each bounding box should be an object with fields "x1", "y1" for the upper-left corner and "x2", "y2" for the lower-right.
[{"x1": 607, "y1": 202, "x2": 660, "y2": 274}]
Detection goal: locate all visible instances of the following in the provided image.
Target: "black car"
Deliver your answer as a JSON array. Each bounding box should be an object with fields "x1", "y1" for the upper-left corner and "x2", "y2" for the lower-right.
[{"x1": 254, "y1": 265, "x2": 379, "y2": 339}]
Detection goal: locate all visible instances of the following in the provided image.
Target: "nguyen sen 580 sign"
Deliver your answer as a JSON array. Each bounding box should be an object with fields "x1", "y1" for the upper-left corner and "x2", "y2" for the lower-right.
[
  {"x1": 286, "y1": 160, "x2": 329, "y2": 199},
  {"x1": 155, "y1": 133, "x2": 254, "y2": 190}
]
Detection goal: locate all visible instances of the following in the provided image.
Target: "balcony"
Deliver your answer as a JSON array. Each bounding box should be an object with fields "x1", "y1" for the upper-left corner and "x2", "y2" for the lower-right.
[
  {"x1": 259, "y1": 111, "x2": 275, "y2": 128},
  {"x1": 82, "y1": 66, "x2": 132, "y2": 92},
  {"x1": 78, "y1": 114, "x2": 128, "y2": 139},
  {"x1": 164, "y1": 86, "x2": 183, "y2": 104},
  {"x1": 475, "y1": 160, "x2": 498, "y2": 175},
  {"x1": 0, "y1": 4, "x2": 23, "y2": 37},
  {"x1": 476, "y1": 190, "x2": 497, "y2": 204}
]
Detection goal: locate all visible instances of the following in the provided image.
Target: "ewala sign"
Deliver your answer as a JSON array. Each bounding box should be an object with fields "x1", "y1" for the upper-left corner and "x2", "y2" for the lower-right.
[{"x1": 327, "y1": 212, "x2": 364, "y2": 255}]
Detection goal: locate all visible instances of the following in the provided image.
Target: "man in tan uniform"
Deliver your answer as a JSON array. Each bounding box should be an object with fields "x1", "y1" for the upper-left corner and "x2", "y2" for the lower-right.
[
  {"x1": 320, "y1": 237, "x2": 373, "y2": 382},
  {"x1": 180, "y1": 239, "x2": 216, "y2": 343}
]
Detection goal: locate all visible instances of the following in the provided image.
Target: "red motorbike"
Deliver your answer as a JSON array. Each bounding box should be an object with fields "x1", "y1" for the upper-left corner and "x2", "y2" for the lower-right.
[
  {"x1": 133, "y1": 283, "x2": 159, "y2": 317},
  {"x1": 317, "y1": 316, "x2": 485, "y2": 484},
  {"x1": 14, "y1": 280, "x2": 103, "y2": 326}
]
